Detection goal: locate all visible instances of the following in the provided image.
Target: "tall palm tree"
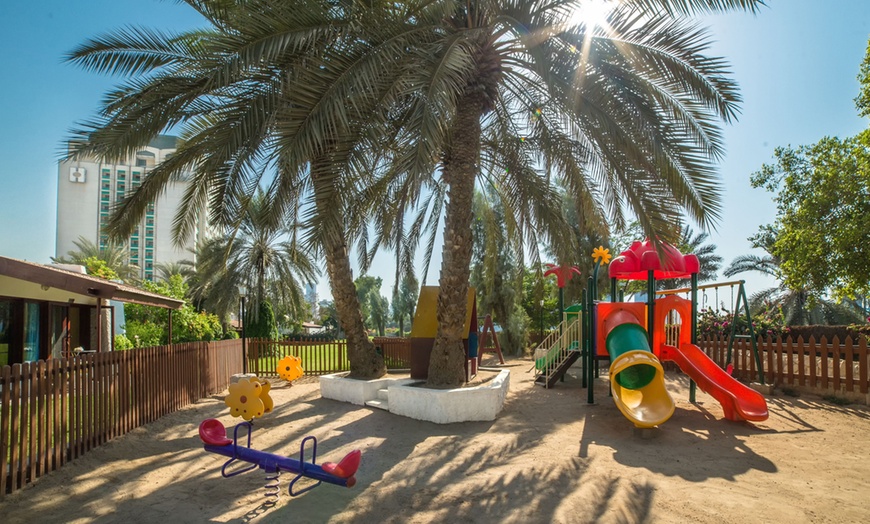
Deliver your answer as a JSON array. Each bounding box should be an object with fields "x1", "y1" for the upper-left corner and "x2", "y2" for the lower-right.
[
  {"x1": 64, "y1": 0, "x2": 391, "y2": 378},
  {"x1": 357, "y1": 0, "x2": 765, "y2": 385}
]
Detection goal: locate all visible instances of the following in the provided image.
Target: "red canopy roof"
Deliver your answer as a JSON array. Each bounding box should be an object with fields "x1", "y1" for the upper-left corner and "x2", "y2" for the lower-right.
[{"x1": 608, "y1": 240, "x2": 699, "y2": 281}]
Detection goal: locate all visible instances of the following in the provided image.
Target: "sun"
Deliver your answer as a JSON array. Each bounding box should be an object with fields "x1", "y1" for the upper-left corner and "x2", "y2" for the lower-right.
[{"x1": 571, "y1": 0, "x2": 615, "y2": 29}]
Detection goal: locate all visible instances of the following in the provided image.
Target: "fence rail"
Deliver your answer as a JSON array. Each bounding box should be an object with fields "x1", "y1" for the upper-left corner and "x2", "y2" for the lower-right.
[
  {"x1": 247, "y1": 337, "x2": 411, "y2": 377},
  {"x1": 700, "y1": 335, "x2": 869, "y2": 396},
  {"x1": 0, "y1": 339, "x2": 243, "y2": 498}
]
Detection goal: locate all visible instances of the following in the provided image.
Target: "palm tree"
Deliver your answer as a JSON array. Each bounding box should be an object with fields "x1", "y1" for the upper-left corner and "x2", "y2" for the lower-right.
[
  {"x1": 358, "y1": 0, "x2": 765, "y2": 385},
  {"x1": 189, "y1": 189, "x2": 317, "y2": 326},
  {"x1": 64, "y1": 0, "x2": 389, "y2": 378},
  {"x1": 155, "y1": 260, "x2": 195, "y2": 284},
  {"x1": 52, "y1": 236, "x2": 139, "y2": 281},
  {"x1": 656, "y1": 224, "x2": 723, "y2": 290},
  {"x1": 725, "y1": 228, "x2": 863, "y2": 325}
]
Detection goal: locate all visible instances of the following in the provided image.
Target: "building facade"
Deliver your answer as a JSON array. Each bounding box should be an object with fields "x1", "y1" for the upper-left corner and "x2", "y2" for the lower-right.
[{"x1": 56, "y1": 136, "x2": 208, "y2": 281}]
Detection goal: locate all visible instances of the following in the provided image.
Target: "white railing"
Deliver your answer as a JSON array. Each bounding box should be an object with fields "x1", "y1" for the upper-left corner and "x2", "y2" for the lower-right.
[{"x1": 533, "y1": 318, "x2": 582, "y2": 387}]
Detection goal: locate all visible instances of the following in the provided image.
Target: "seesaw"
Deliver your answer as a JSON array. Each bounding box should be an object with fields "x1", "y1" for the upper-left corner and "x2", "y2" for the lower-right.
[{"x1": 198, "y1": 418, "x2": 361, "y2": 501}]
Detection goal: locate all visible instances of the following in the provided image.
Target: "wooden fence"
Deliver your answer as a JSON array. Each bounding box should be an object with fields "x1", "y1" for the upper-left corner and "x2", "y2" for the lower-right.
[
  {"x1": 0, "y1": 339, "x2": 242, "y2": 498},
  {"x1": 700, "y1": 335, "x2": 870, "y2": 396},
  {"x1": 247, "y1": 337, "x2": 411, "y2": 377}
]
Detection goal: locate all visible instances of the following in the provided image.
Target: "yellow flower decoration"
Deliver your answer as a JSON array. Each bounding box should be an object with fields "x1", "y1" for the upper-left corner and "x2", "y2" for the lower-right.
[
  {"x1": 254, "y1": 377, "x2": 273, "y2": 414},
  {"x1": 277, "y1": 355, "x2": 305, "y2": 383},
  {"x1": 225, "y1": 377, "x2": 265, "y2": 421},
  {"x1": 592, "y1": 246, "x2": 612, "y2": 265}
]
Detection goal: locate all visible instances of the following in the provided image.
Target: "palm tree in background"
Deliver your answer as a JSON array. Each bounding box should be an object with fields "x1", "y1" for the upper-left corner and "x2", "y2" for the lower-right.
[
  {"x1": 52, "y1": 236, "x2": 139, "y2": 281},
  {"x1": 189, "y1": 189, "x2": 317, "y2": 326},
  {"x1": 725, "y1": 227, "x2": 863, "y2": 325}
]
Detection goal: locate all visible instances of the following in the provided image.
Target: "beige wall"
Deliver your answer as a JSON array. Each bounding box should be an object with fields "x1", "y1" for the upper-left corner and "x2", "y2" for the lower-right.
[{"x1": 0, "y1": 275, "x2": 98, "y2": 305}]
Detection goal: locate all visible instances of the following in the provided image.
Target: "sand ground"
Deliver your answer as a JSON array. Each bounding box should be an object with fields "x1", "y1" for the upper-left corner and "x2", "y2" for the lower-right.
[{"x1": 1, "y1": 358, "x2": 869, "y2": 524}]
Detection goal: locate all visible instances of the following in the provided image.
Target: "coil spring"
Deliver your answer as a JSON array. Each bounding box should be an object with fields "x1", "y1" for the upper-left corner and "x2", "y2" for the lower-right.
[{"x1": 264, "y1": 469, "x2": 280, "y2": 505}]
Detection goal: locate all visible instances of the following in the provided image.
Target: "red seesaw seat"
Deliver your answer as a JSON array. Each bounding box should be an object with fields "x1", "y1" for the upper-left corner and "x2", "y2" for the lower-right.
[
  {"x1": 199, "y1": 419, "x2": 232, "y2": 446},
  {"x1": 322, "y1": 450, "x2": 361, "y2": 479}
]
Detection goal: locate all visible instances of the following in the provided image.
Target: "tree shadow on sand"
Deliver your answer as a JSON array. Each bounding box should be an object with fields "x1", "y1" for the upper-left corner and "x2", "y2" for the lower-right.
[{"x1": 578, "y1": 373, "x2": 779, "y2": 482}]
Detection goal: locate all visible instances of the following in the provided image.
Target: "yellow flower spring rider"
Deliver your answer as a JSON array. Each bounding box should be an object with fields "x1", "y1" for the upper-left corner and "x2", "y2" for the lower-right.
[{"x1": 202, "y1": 357, "x2": 359, "y2": 503}]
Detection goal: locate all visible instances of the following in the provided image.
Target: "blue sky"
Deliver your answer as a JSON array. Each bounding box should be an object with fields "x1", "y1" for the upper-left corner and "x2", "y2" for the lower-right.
[{"x1": 0, "y1": 1, "x2": 868, "y2": 304}]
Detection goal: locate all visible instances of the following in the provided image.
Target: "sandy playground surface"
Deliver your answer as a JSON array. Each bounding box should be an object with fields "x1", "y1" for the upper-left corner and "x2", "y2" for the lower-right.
[{"x1": 2, "y1": 357, "x2": 869, "y2": 524}]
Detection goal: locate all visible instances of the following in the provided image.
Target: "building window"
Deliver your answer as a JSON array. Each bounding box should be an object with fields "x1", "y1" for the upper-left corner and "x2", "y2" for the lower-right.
[
  {"x1": 117, "y1": 170, "x2": 126, "y2": 180},
  {"x1": 146, "y1": 229, "x2": 154, "y2": 237},
  {"x1": 100, "y1": 203, "x2": 109, "y2": 213},
  {"x1": 22, "y1": 302, "x2": 41, "y2": 363}
]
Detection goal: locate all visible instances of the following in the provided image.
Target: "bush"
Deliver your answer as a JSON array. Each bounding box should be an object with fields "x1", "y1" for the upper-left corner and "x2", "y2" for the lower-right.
[
  {"x1": 114, "y1": 334, "x2": 134, "y2": 351},
  {"x1": 698, "y1": 301, "x2": 787, "y2": 339}
]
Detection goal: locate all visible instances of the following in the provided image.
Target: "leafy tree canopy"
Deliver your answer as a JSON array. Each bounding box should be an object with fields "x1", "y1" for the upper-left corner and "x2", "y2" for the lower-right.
[
  {"x1": 124, "y1": 274, "x2": 225, "y2": 346},
  {"x1": 751, "y1": 133, "x2": 870, "y2": 301}
]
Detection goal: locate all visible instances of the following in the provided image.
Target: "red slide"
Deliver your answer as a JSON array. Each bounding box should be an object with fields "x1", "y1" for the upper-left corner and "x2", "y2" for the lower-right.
[{"x1": 660, "y1": 343, "x2": 768, "y2": 422}]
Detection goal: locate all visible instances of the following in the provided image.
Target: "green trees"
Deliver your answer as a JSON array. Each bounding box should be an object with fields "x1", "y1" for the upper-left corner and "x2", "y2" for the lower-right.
[
  {"x1": 724, "y1": 228, "x2": 864, "y2": 325},
  {"x1": 749, "y1": 36, "x2": 870, "y2": 305},
  {"x1": 189, "y1": 189, "x2": 316, "y2": 329},
  {"x1": 354, "y1": 275, "x2": 390, "y2": 336},
  {"x1": 751, "y1": 133, "x2": 870, "y2": 302},
  {"x1": 123, "y1": 275, "x2": 224, "y2": 346},
  {"x1": 391, "y1": 276, "x2": 419, "y2": 337}
]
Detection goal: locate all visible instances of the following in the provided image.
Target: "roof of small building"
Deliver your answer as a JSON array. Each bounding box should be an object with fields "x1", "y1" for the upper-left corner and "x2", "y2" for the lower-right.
[{"x1": 0, "y1": 256, "x2": 184, "y2": 309}]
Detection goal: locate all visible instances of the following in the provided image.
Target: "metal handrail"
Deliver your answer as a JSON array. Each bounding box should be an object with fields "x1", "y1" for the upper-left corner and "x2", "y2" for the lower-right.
[{"x1": 533, "y1": 318, "x2": 582, "y2": 386}]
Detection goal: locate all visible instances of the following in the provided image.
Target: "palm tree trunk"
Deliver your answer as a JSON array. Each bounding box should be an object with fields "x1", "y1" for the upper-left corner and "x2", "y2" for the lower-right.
[
  {"x1": 427, "y1": 92, "x2": 485, "y2": 387},
  {"x1": 312, "y1": 158, "x2": 386, "y2": 379}
]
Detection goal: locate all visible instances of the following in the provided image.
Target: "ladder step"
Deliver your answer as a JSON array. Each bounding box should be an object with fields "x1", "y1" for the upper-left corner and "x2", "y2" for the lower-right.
[{"x1": 733, "y1": 335, "x2": 751, "y2": 339}]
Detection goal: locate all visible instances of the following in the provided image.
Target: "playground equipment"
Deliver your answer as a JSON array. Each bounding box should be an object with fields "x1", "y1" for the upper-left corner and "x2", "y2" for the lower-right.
[
  {"x1": 198, "y1": 418, "x2": 360, "y2": 501},
  {"x1": 410, "y1": 286, "x2": 485, "y2": 380},
  {"x1": 277, "y1": 355, "x2": 305, "y2": 382},
  {"x1": 225, "y1": 377, "x2": 274, "y2": 421},
  {"x1": 477, "y1": 314, "x2": 506, "y2": 365},
  {"x1": 534, "y1": 240, "x2": 769, "y2": 427}
]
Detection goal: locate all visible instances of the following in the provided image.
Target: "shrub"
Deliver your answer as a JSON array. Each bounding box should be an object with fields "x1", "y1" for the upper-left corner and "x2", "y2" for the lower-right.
[
  {"x1": 698, "y1": 300, "x2": 787, "y2": 339},
  {"x1": 114, "y1": 334, "x2": 134, "y2": 351}
]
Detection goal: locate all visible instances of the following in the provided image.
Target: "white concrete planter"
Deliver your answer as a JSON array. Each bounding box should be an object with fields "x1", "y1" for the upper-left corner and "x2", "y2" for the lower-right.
[
  {"x1": 320, "y1": 369, "x2": 511, "y2": 424},
  {"x1": 319, "y1": 372, "x2": 416, "y2": 406},
  {"x1": 389, "y1": 370, "x2": 510, "y2": 424}
]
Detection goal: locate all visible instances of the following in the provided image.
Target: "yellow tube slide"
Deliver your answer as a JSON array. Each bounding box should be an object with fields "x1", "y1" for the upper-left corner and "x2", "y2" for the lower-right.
[{"x1": 609, "y1": 350, "x2": 675, "y2": 428}]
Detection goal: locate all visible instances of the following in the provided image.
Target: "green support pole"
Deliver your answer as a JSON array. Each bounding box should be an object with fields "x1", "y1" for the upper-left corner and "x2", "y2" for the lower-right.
[
  {"x1": 689, "y1": 273, "x2": 698, "y2": 403},
  {"x1": 610, "y1": 277, "x2": 617, "y2": 303},
  {"x1": 742, "y1": 282, "x2": 765, "y2": 385},
  {"x1": 558, "y1": 287, "x2": 564, "y2": 332},
  {"x1": 592, "y1": 265, "x2": 601, "y2": 379},
  {"x1": 587, "y1": 275, "x2": 595, "y2": 404}
]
